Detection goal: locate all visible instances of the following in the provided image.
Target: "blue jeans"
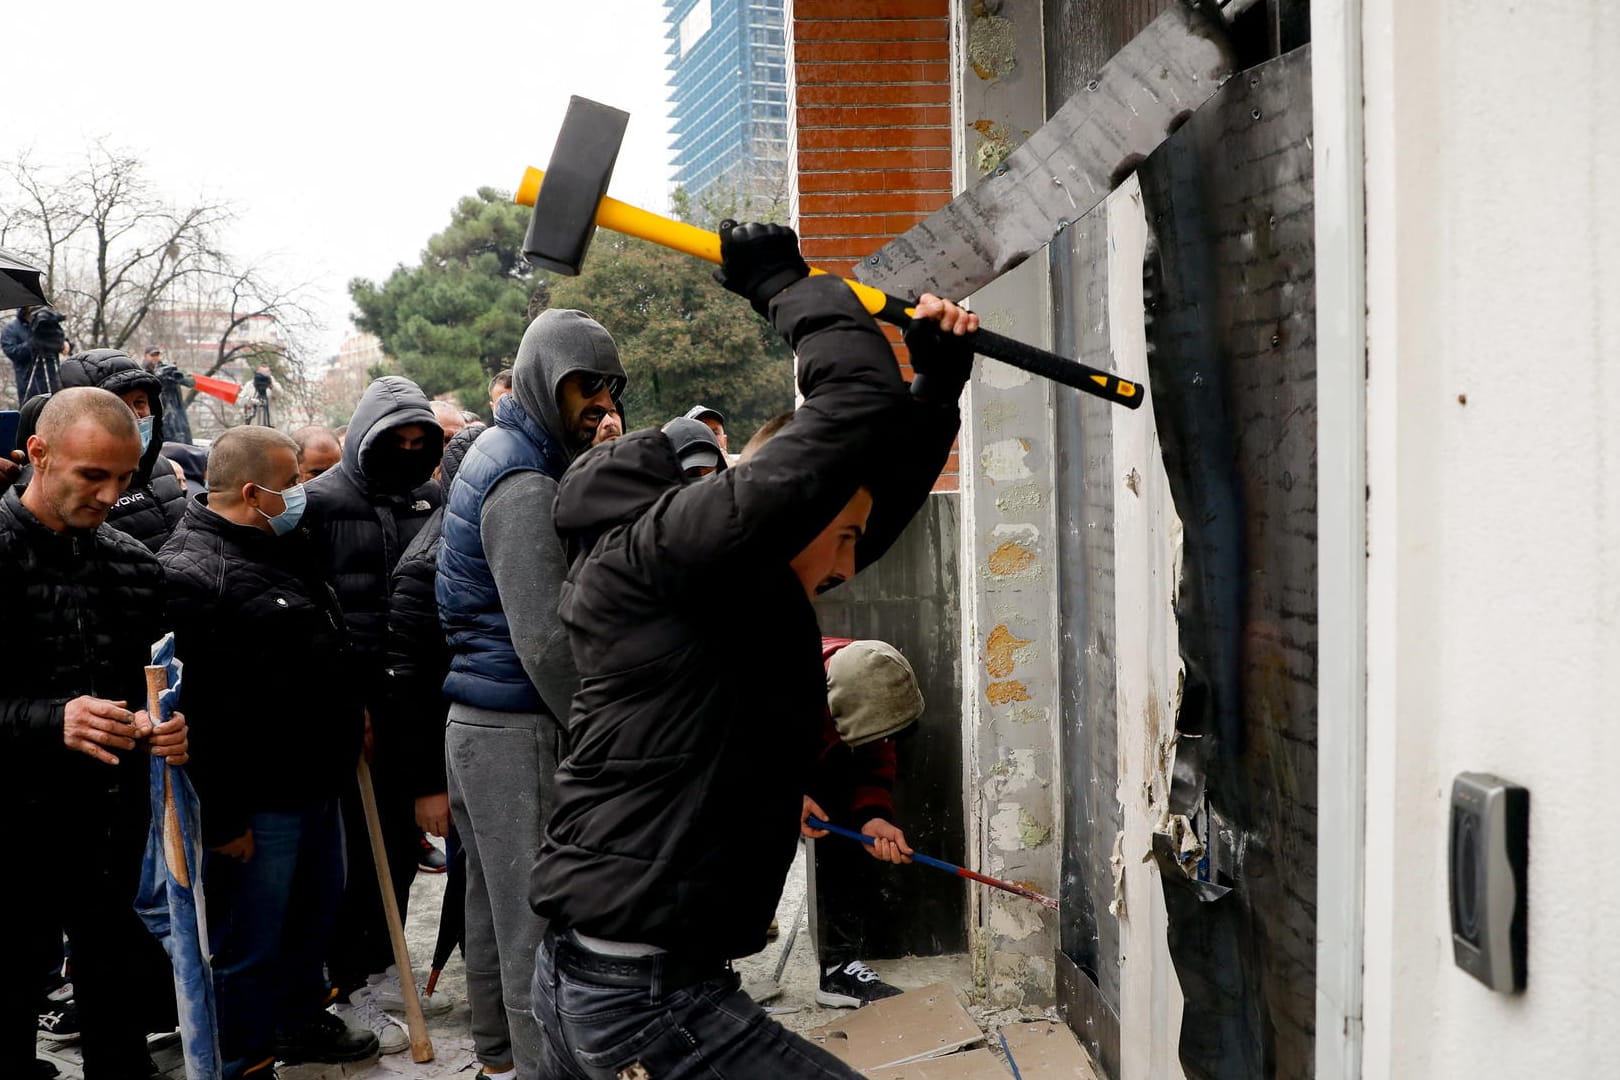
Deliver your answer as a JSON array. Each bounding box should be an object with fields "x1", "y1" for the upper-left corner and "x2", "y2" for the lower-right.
[
  {"x1": 204, "y1": 802, "x2": 345, "y2": 1080},
  {"x1": 532, "y1": 937, "x2": 862, "y2": 1080}
]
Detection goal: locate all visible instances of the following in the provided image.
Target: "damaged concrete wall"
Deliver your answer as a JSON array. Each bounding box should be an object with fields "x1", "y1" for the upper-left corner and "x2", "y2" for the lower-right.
[{"x1": 952, "y1": 0, "x2": 1064, "y2": 1007}]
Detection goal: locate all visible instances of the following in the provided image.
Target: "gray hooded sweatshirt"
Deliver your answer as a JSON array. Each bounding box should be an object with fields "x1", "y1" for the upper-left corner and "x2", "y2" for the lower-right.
[{"x1": 480, "y1": 309, "x2": 626, "y2": 719}]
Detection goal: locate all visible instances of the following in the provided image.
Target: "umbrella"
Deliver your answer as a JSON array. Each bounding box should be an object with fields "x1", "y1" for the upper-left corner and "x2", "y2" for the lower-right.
[
  {"x1": 135, "y1": 634, "x2": 223, "y2": 1079},
  {"x1": 424, "y1": 832, "x2": 465, "y2": 999},
  {"x1": 0, "y1": 247, "x2": 48, "y2": 308}
]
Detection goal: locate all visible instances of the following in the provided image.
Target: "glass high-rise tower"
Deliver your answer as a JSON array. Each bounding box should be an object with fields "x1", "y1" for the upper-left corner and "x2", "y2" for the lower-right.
[{"x1": 665, "y1": 0, "x2": 789, "y2": 209}]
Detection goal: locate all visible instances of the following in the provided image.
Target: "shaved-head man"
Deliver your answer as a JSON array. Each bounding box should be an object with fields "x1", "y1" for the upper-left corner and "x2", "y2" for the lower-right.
[
  {"x1": 294, "y1": 425, "x2": 343, "y2": 484},
  {"x1": 158, "y1": 424, "x2": 380, "y2": 1071},
  {"x1": 430, "y1": 400, "x2": 466, "y2": 446},
  {"x1": 1, "y1": 386, "x2": 190, "y2": 1079}
]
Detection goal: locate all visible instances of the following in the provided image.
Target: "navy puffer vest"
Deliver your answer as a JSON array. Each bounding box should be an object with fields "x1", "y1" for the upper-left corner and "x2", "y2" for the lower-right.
[{"x1": 438, "y1": 395, "x2": 568, "y2": 711}]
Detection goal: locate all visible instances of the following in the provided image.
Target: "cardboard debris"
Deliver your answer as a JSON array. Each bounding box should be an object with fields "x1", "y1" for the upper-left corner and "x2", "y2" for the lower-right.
[
  {"x1": 864, "y1": 1048, "x2": 1011, "y2": 1079},
  {"x1": 807, "y1": 982, "x2": 984, "y2": 1071},
  {"x1": 998, "y1": 1021, "x2": 1100, "y2": 1080}
]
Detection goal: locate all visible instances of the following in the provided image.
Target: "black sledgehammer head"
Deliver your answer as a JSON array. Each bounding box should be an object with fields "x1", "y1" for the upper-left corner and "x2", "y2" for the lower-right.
[{"x1": 523, "y1": 96, "x2": 630, "y2": 275}]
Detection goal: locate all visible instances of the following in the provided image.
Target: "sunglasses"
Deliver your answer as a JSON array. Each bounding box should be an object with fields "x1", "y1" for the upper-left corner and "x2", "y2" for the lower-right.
[{"x1": 576, "y1": 373, "x2": 625, "y2": 400}]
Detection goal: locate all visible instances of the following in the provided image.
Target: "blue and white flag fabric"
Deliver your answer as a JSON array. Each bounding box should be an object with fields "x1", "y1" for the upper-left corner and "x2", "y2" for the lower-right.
[{"x1": 135, "y1": 633, "x2": 223, "y2": 1079}]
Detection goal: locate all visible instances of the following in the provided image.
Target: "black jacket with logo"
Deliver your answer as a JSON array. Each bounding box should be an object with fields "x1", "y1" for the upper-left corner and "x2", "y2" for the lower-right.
[
  {"x1": 158, "y1": 497, "x2": 362, "y2": 846},
  {"x1": 0, "y1": 488, "x2": 165, "y2": 809},
  {"x1": 531, "y1": 276, "x2": 960, "y2": 959}
]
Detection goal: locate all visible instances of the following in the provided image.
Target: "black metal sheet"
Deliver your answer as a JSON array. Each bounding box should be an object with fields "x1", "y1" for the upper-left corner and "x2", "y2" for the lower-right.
[
  {"x1": 1136, "y1": 46, "x2": 1318, "y2": 1079},
  {"x1": 855, "y1": 4, "x2": 1234, "y2": 302}
]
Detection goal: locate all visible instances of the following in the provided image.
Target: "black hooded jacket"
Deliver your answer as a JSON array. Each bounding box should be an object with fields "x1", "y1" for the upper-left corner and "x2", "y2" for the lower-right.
[
  {"x1": 304, "y1": 376, "x2": 442, "y2": 704},
  {"x1": 531, "y1": 275, "x2": 960, "y2": 958},
  {"x1": 382, "y1": 423, "x2": 483, "y2": 799},
  {"x1": 58, "y1": 350, "x2": 186, "y2": 550},
  {"x1": 158, "y1": 496, "x2": 361, "y2": 846}
]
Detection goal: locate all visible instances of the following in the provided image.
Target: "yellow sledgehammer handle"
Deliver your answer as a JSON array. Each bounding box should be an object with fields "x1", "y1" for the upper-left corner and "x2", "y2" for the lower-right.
[{"x1": 515, "y1": 166, "x2": 1142, "y2": 408}]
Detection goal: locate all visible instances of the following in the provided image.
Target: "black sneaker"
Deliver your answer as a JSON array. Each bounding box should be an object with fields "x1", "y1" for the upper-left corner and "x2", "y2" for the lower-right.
[
  {"x1": 274, "y1": 1009, "x2": 380, "y2": 1064},
  {"x1": 417, "y1": 835, "x2": 448, "y2": 874},
  {"x1": 816, "y1": 961, "x2": 904, "y2": 1008},
  {"x1": 38, "y1": 1001, "x2": 81, "y2": 1043}
]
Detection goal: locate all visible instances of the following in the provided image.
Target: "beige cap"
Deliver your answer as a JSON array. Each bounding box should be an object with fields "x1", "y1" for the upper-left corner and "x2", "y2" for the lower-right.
[{"x1": 826, "y1": 640, "x2": 926, "y2": 747}]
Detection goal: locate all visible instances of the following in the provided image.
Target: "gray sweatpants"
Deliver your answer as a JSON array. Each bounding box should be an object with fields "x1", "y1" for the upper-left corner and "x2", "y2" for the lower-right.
[{"x1": 446, "y1": 702, "x2": 563, "y2": 1075}]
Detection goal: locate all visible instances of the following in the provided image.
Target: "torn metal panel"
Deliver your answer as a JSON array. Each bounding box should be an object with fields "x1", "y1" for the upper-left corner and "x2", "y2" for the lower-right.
[
  {"x1": 1135, "y1": 46, "x2": 1318, "y2": 1079},
  {"x1": 855, "y1": 4, "x2": 1235, "y2": 302}
]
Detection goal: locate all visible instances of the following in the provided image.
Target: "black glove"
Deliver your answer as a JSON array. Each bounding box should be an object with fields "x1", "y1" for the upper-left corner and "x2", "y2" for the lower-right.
[
  {"x1": 712, "y1": 220, "x2": 810, "y2": 317},
  {"x1": 903, "y1": 313, "x2": 976, "y2": 403}
]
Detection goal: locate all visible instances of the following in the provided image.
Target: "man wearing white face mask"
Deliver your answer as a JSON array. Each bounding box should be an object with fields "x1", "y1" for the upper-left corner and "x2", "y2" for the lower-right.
[
  {"x1": 158, "y1": 426, "x2": 382, "y2": 1077},
  {"x1": 57, "y1": 349, "x2": 187, "y2": 550}
]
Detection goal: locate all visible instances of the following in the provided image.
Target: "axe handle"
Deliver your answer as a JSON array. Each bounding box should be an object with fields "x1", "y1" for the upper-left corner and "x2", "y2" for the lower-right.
[
  {"x1": 516, "y1": 167, "x2": 1143, "y2": 409},
  {"x1": 145, "y1": 665, "x2": 191, "y2": 889}
]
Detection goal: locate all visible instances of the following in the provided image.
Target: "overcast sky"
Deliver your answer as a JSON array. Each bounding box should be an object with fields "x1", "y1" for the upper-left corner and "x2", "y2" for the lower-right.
[{"x1": 10, "y1": 0, "x2": 675, "y2": 356}]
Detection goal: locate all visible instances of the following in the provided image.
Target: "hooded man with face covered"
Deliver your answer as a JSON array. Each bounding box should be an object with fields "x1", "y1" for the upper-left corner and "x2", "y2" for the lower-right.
[
  {"x1": 436, "y1": 308, "x2": 626, "y2": 1079},
  {"x1": 302, "y1": 375, "x2": 444, "y2": 1026}
]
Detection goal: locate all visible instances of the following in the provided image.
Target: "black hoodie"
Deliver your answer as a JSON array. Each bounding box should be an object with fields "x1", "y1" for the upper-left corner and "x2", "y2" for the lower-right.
[
  {"x1": 57, "y1": 349, "x2": 186, "y2": 550},
  {"x1": 304, "y1": 376, "x2": 443, "y2": 702},
  {"x1": 382, "y1": 423, "x2": 484, "y2": 798},
  {"x1": 531, "y1": 275, "x2": 960, "y2": 959}
]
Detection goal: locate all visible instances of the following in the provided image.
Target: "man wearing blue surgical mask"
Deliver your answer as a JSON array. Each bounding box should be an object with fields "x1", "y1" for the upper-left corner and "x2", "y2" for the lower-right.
[
  {"x1": 157, "y1": 425, "x2": 380, "y2": 1076},
  {"x1": 57, "y1": 349, "x2": 187, "y2": 550}
]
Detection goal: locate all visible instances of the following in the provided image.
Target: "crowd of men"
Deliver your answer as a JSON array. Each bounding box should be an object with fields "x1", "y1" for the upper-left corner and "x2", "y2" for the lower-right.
[{"x1": 2, "y1": 222, "x2": 978, "y2": 1080}]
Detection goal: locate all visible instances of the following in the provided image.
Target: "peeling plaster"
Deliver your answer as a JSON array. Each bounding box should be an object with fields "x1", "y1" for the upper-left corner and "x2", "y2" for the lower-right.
[
  {"x1": 988, "y1": 894, "x2": 1047, "y2": 941},
  {"x1": 988, "y1": 802, "x2": 1025, "y2": 852},
  {"x1": 1109, "y1": 829, "x2": 1127, "y2": 919},
  {"x1": 977, "y1": 358, "x2": 1033, "y2": 390},
  {"x1": 979, "y1": 438, "x2": 1033, "y2": 484},
  {"x1": 977, "y1": 398, "x2": 1021, "y2": 433},
  {"x1": 985, "y1": 748, "x2": 1044, "y2": 799},
  {"x1": 985, "y1": 624, "x2": 1033, "y2": 677},
  {"x1": 987, "y1": 523, "x2": 1041, "y2": 581},
  {"x1": 994, "y1": 484, "x2": 1044, "y2": 515},
  {"x1": 967, "y1": 13, "x2": 1018, "y2": 81},
  {"x1": 1017, "y1": 809, "x2": 1051, "y2": 848},
  {"x1": 987, "y1": 680, "x2": 1030, "y2": 704}
]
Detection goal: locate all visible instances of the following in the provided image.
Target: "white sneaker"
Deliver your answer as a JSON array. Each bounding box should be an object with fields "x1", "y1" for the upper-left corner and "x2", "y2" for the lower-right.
[
  {"x1": 367, "y1": 964, "x2": 454, "y2": 1017},
  {"x1": 334, "y1": 987, "x2": 409, "y2": 1055}
]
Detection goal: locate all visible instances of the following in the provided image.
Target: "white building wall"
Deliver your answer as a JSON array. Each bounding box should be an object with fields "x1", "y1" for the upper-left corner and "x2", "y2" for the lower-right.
[{"x1": 1359, "y1": 1, "x2": 1620, "y2": 1075}]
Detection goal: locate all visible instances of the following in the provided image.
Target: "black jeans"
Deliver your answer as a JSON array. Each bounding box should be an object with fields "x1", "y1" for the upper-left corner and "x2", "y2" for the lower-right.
[
  {"x1": 532, "y1": 936, "x2": 862, "y2": 1080},
  {"x1": 2, "y1": 793, "x2": 171, "y2": 1078}
]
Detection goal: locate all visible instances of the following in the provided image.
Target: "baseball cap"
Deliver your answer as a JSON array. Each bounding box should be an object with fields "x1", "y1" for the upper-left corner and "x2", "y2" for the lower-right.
[
  {"x1": 684, "y1": 404, "x2": 725, "y2": 425},
  {"x1": 662, "y1": 416, "x2": 726, "y2": 472}
]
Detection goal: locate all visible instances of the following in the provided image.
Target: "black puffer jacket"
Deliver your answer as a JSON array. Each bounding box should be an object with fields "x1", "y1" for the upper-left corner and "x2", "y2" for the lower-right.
[
  {"x1": 159, "y1": 497, "x2": 363, "y2": 846},
  {"x1": 0, "y1": 487, "x2": 166, "y2": 809},
  {"x1": 382, "y1": 423, "x2": 484, "y2": 799},
  {"x1": 532, "y1": 276, "x2": 960, "y2": 958},
  {"x1": 59, "y1": 350, "x2": 186, "y2": 550},
  {"x1": 304, "y1": 376, "x2": 442, "y2": 705}
]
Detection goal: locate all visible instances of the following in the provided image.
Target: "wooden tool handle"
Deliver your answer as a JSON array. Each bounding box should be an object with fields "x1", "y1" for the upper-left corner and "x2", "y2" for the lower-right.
[
  {"x1": 145, "y1": 665, "x2": 190, "y2": 889},
  {"x1": 357, "y1": 754, "x2": 434, "y2": 1063}
]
